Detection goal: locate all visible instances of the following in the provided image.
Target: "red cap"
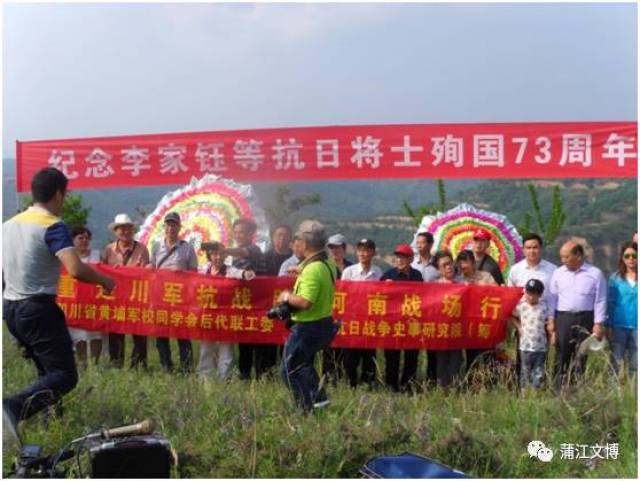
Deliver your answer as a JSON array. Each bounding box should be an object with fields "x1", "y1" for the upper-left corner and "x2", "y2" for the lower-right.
[
  {"x1": 394, "y1": 244, "x2": 414, "y2": 257},
  {"x1": 472, "y1": 229, "x2": 491, "y2": 241}
]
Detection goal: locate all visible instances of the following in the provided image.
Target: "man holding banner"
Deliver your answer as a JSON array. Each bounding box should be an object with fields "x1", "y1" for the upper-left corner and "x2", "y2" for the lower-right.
[
  {"x1": 150, "y1": 212, "x2": 198, "y2": 374},
  {"x1": 3, "y1": 168, "x2": 115, "y2": 445}
]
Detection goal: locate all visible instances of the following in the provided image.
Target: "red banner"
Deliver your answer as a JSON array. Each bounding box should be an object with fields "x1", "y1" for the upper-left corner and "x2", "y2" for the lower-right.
[
  {"x1": 16, "y1": 121, "x2": 637, "y2": 192},
  {"x1": 60, "y1": 265, "x2": 523, "y2": 350}
]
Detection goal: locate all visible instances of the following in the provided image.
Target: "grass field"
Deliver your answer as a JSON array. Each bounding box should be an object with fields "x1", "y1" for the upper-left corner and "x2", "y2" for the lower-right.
[{"x1": 2, "y1": 332, "x2": 637, "y2": 478}]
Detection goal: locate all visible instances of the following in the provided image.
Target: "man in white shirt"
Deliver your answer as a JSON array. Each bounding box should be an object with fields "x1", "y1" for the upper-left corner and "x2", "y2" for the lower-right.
[
  {"x1": 278, "y1": 235, "x2": 305, "y2": 277},
  {"x1": 508, "y1": 233, "x2": 557, "y2": 301},
  {"x1": 411, "y1": 231, "x2": 439, "y2": 385},
  {"x1": 412, "y1": 232, "x2": 439, "y2": 282},
  {"x1": 507, "y1": 232, "x2": 557, "y2": 387},
  {"x1": 341, "y1": 239, "x2": 383, "y2": 388}
]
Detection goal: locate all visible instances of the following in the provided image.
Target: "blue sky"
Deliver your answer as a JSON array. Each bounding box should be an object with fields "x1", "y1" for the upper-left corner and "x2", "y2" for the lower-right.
[{"x1": 2, "y1": 2, "x2": 637, "y2": 158}]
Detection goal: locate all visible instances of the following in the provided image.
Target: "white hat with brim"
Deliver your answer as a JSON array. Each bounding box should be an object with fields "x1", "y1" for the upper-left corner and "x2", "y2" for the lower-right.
[
  {"x1": 108, "y1": 213, "x2": 138, "y2": 232},
  {"x1": 578, "y1": 333, "x2": 607, "y2": 354}
]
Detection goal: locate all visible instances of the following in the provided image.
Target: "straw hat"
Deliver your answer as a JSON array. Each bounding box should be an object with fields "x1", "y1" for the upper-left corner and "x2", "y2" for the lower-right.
[
  {"x1": 578, "y1": 333, "x2": 607, "y2": 354},
  {"x1": 108, "y1": 213, "x2": 137, "y2": 232}
]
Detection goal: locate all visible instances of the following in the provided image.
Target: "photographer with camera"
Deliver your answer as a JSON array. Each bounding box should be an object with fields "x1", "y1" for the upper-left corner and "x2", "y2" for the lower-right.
[{"x1": 274, "y1": 220, "x2": 339, "y2": 412}]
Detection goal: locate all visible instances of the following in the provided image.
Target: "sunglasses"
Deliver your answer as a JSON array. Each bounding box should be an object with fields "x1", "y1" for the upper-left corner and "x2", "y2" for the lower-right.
[{"x1": 623, "y1": 253, "x2": 637, "y2": 260}]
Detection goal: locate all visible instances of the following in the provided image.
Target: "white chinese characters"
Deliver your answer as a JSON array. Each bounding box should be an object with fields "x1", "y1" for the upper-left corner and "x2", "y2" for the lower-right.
[
  {"x1": 42, "y1": 130, "x2": 634, "y2": 181},
  {"x1": 85, "y1": 148, "x2": 115, "y2": 178},
  {"x1": 159, "y1": 144, "x2": 188, "y2": 175},
  {"x1": 196, "y1": 142, "x2": 226, "y2": 173},
  {"x1": 121, "y1": 146, "x2": 151, "y2": 177},
  {"x1": 233, "y1": 139, "x2": 264, "y2": 171},
  {"x1": 48, "y1": 150, "x2": 79, "y2": 179}
]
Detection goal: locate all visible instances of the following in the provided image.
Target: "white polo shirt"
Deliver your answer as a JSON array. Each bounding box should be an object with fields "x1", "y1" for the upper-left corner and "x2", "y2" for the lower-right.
[
  {"x1": 507, "y1": 258, "x2": 557, "y2": 304},
  {"x1": 341, "y1": 263, "x2": 383, "y2": 281}
]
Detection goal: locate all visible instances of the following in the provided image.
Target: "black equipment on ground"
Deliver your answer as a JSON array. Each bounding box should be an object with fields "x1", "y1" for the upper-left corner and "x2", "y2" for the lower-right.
[
  {"x1": 89, "y1": 434, "x2": 174, "y2": 478},
  {"x1": 8, "y1": 419, "x2": 175, "y2": 478}
]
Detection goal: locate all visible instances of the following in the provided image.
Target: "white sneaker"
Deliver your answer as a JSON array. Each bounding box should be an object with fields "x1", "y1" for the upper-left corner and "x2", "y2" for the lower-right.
[{"x1": 313, "y1": 399, "x2": 331, "y2": 409}]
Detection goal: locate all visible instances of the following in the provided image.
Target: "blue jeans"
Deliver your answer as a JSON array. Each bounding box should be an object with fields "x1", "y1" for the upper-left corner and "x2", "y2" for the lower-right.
[
  {"x1": 3, "y1": 297, "x2": 78, "y2": 420},
  {"x1": 610, "y1": 327, "x2": 637, "y2": 378},
  {"x1": 280, "y1": 317, "x2": 338, "y2": 411},
  {"x1": 520, "y1": 350, "x2": 546, "y2": 389}
]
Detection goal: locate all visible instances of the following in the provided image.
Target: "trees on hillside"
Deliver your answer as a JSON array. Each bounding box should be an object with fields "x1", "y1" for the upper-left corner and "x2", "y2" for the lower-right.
[
  {"x1": 21, "y1": 193, "x2": 91, "y2": 228},
  {"x1": 264, "y1": 185, "x2": 321, "y2": 227},
  {"x1": 402, "y1": 179, "x2": 447, "y2": 227},
  {"x1": 517, "y1": 185, "x2": 566, "y2": 245}
]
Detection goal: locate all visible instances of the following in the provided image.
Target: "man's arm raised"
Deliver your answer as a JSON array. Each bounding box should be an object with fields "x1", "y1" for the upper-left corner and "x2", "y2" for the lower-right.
[{"x1": 58, "y1": 249, "x2": 115, "y2": 293}]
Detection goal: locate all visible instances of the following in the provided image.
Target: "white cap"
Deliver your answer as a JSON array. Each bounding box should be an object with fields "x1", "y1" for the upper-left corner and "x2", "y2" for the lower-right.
[{"x1": 327, "y1": 233, "x2": 348, "y2": 246}]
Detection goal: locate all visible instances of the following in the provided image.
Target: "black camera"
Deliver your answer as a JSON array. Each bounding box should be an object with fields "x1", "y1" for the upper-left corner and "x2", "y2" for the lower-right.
[
  {"x1": 267, "y1": 302, "x2": 295, "y2": 321},
  {"x1": 267, "y1": 302, "x2": 296, "y2": 329}
]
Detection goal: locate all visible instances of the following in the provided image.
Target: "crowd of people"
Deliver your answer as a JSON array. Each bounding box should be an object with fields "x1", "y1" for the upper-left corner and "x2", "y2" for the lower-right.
[
  {"x1": 43, "y1": 201, "x2": 640, "y2": 395},
  {"x1": 2, "y1": 167, "x2": 638, "y2": 440}
]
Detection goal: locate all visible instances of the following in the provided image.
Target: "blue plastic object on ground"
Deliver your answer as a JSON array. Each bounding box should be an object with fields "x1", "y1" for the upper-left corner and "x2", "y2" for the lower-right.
[{"x1": 360, "y1": 452, "x2": 469, "y2": 478}]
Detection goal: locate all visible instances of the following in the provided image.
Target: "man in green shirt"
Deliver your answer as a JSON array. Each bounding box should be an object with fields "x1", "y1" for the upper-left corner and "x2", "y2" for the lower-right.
[{"x1": 276, "y1": 220, "x2": 338, "y2": 411}]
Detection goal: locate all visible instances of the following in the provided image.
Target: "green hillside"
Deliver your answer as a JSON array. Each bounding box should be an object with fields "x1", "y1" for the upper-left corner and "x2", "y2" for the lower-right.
[
  {"x1": 461, "y1": 179, "x2": 637, "y2": 274},
  {"x1": 315, "y1": 179, "x2": 637, "y2": 276}
]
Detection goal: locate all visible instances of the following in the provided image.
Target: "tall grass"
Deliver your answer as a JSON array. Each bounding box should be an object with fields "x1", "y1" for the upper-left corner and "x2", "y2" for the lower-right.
[{"x1": 2, "y1": 332, "x2": 637, "y2": 478}]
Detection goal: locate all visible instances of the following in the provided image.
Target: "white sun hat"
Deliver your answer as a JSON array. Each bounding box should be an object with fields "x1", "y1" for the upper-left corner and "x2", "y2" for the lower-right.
[
  {"x1": 579, "y1": 333, "x2": 607, "y2": 354},
  {"x1": 108, "y1": 213, "x2": 138, "y2": 232}
]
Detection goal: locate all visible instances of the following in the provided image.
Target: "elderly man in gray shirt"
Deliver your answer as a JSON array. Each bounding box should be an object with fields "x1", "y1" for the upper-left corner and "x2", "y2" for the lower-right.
[{"x1": 150, "y1": 212, "x2": 198, "y2": 374}]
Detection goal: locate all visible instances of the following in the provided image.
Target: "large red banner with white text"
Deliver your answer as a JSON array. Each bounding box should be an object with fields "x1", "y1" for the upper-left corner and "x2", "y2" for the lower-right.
[
  {"x1": 16, "y1": 122, "x2": 637, "y2": 191},
  {"x1": 60, "y1": 265, "x2": 523, "y2": 350}
]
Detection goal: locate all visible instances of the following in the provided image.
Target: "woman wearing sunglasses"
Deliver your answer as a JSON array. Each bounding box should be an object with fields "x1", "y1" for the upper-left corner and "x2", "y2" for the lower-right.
[{"x1": 606, "y1": 241, "x2": 637, "y2": 380}]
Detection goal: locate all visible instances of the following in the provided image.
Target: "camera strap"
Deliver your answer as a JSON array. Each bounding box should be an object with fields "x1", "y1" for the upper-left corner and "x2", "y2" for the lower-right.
[
  {"x1": 321, "y1": 260, "x2": 336, "y2": 287},
  {"x1": 121, "y1": 241, "x2": 139, "y2": 266},
  {"x1": 294, "y1": 253, "x2": 336, "y2": 296},
  {"x1": 155, "y1": 240, "x2": 184, "y2": 269}
]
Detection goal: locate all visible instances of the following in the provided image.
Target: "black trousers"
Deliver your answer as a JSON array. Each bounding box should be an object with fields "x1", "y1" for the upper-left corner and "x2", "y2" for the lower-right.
[
  {"x1": 343, "y1": 349, "x2": 377, "y2": 387},
  {"x1": 260, "y1": 344, "x2": 279, "y2": 374},
  {"x1": 426, "y1": 350, "x2": 438, "y2": 384},
  {"x1": 156, "y1": 337, "x2": 193, "y2": 374},
  {"x1": 435, "y1": 350, "x2": 464, "y2": 388},
  {"x1": 239, "y1": 343, "x2": 276, "y2": 379},
  {"x1": 466, "y1": 348, "x2": 492, "y2": 370},
  {"x1": 515, "y1": 334, "x2": 522, "y2": 388},
  {"x1": 321, "y1": 347, "x2": 345, "y2": 382},
  {"x1": 554, "y1": 311, "x2": 594, "y2": 392},
  {"x1": 384, "y1": 349, "x2": 419, "y2": 392},
  {"x1": 109, "y1": 333, "x2": 148, "y2": 369},
  {"x1": 3, "y1": 297, "x2": 78, "y2": 421}
]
